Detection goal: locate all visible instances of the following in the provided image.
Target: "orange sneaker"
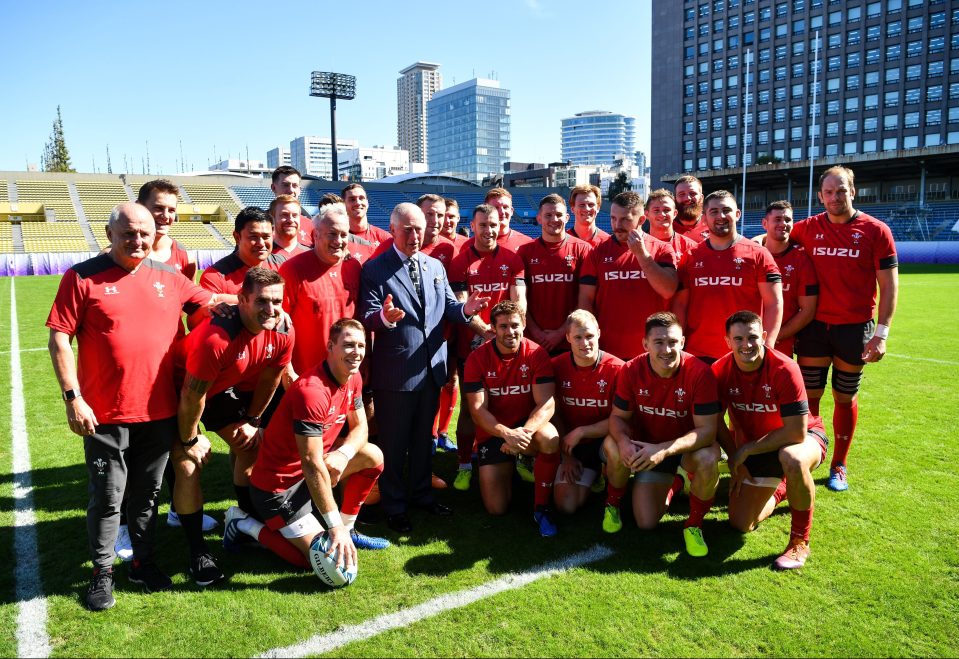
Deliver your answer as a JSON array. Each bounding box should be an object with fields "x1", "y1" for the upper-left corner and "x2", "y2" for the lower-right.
[
  {"x1": 431, "y1": 473, "x2": 448, "y2": 489},
  {"x1": 774, "y1": 538, "x2": 810, "y2": 570}
]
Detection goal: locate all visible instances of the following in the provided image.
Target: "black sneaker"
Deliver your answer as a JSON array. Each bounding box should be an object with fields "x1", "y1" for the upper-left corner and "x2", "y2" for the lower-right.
[
  {"x1": 85, "y1": 567, "x2": 115, "y2": 611},
  {"x1": 189, "y1": 553, "x2": 226, "y2": 587},
  {"x1": 128, "y1": 560, "x2": 173, "y2": 593}
]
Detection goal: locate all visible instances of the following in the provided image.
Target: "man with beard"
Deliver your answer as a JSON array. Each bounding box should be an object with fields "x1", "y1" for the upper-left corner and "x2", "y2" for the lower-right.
[
  {"x1": 673, "y1": 175, "x2": 710, "y2": 243},
  {"x1": 270, "y1": 194, "x2": 311, "y2": 257}
]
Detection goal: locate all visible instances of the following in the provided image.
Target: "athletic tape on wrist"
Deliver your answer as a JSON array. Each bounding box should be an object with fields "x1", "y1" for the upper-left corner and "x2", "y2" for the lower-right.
[{"x1": 321, "y1": 509, "x2": 343, "y2": 529}]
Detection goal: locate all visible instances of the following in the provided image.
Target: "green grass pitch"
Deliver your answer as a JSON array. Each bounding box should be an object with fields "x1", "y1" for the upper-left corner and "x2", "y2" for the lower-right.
[{"x1": 1, "y1": 266, "x2": 957, "y2": 657}]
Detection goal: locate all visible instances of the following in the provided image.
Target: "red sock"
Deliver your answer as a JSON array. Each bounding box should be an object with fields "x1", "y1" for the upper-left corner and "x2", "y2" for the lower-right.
[
  {"x1": 685, "y1": 494, "x2": 714, "y2": 528},
  {"x1": 831, "y1": 399, "x2": 858, "y2": 468},
  {"x1": 808, "y1": 395, "x2": 821, "y2": 417},
  {"x1": 457, "y1": 429, "x2": 475, "y2": 465},
  {"x1": 664, "y1": 474, "x2": 684, "y2": 508},
  {"x1": 606, "y1": 483, "x2": 627, "y2": 508},
  {"x1": 789, "y1": 506, "x2": 813, "y2": 543},
  {"x1": 257, "y1": 527, "x2": 310, "y2": 568},
  {"x1": 342, "y1": 466, "x2": 383, "y2": 516},
  {"x1": 533, "y1": 451, "x2": 561, "y2": 507},
  {"x1": 434, "y1": 382, "x2": 457, "y2": 436},
  {"x1": 773, "y1": 478, "x2": 788, "y2": 505}
]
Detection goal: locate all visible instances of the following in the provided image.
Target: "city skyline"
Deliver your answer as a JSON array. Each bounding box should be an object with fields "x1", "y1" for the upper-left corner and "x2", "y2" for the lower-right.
[{"x1": 0, "y1": 1, "x2": 651, "y2": 177}]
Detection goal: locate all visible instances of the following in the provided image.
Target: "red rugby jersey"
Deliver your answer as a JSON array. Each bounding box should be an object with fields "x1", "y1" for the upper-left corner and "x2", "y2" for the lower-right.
[
  {"x1": 449, "y1": 244, "x2": 525, "y2": 358},
  {"x1": 166, "y1": 239, "x2": 196, "y2": 281},
  {"x1": 769, "y1": 243, "x2": 819, "y2": 356},
  {"x1": 674, "y1": 218, "x2": 711, "y2": 243},
  {"x1": 660, "y1": 231, "x2": 699, "y2": 268},
  {"x1": 370, "y1": 236, "x2": 457, "y2": 272},
  {"x1": 712, "y1": 348, "x2": 825, "y2": 449},
  {"x1": 552, "y1": 350, "x2": 624, "y2": 434},
  {"x1": 570, "y1": 225, "x2": 610, "y2": 248},
  {"x1": 199, "y1": 251, "x2": 286, "y2": 296},
  {"x1": 251, "y1": 362, "x2": 363, "y2": 493},
  {"x1": 678, "y1": 238, "x2": 781, "y2": 360},
  {"x1": 351, "y1": 223, "x2": 391, "y2": 248},
  {"x1": 46, "y1": 255, "x2": 212, "y2": 424},
  {"x1": 462, "y1": 338, "x2": 554, "y2": 443},
  {"x1": 614, "y1": 351, "x2": 720, "y2": 444},
  {"x1": 790, "y1": 211, "x2": 897, "y2": 324},
  {"x1": 518, "y1": 236, "x2": 593, "y2": 334},
  {"x1": 272, "y1": 241, "x2": 311, "y2": 257},
  {"x1": 497, "y1": 227, "x2": 533, "y2": 250},
  {"x1": 580, "y1": 235, "x2": 677, "y2": 361},
  {"x1": 183, "y1": 312, "x2": 293, "y2": 395},
  {"x1": 279, "y1": 251, "x2": 362, "y2": 374}
]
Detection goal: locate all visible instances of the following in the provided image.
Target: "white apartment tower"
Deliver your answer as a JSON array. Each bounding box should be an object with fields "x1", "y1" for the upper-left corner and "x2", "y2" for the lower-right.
[{"x1": 397, "y1": 62, "x2": 442, "y2": 168}]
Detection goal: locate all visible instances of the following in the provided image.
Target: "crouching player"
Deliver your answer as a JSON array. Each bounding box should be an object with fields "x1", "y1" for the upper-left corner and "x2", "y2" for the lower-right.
[
  {"x1": 463, "y1": 300, "x2": 562, "y2": 537},
  {"x1": 228, "y1": 319, "x2": 389, "y2": 576},
  {"x1": 713, "y1": 311, "x2": 828, "y2": 570},
  {"x1": 603, "y1": 312, "x2": 721, "y2": 557},
  {"x1": 551, "y1": 310, "x2": 624, "y2": 515},
  {"x1": 174, "y1": 268, "x2": 293, "y2": 585}
]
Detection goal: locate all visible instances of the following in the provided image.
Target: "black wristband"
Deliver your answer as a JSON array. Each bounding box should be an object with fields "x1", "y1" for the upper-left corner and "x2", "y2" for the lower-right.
[
  {"x1": 180, "y1": 436, "x2": 200, "y2": 448},
  {"x1": 243, "y1": 415, "x2": 262, "y2": 428}
]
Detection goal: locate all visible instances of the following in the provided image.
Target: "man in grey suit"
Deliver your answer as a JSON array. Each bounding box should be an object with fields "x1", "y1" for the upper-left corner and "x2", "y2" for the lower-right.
[{"x1": 360, "y1": 203, "x2": 489, "y2": 532}]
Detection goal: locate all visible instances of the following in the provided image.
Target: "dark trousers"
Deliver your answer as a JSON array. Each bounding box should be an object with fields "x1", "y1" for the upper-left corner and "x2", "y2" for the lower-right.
[
  {"x1": 373, "y1": 381, "x2": 440, "y2": 516},
  {"x1": 84, "y1": 417, "x2": 174, "y2": 570}
]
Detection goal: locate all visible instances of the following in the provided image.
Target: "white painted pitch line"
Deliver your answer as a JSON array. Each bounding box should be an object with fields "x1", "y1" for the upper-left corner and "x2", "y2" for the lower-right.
[
  {"x1": 258, "y1": 543, "x2": 615, "y2": 659},
  {"x1": 10, "y1": 278, "x2": 51, "y2": 658},
  {"x1": 887, "y1": 353, "x2": 959, "y2": 366},
  {"x1": 0, "y1": 347, "x2": 46, "y2": 355}
]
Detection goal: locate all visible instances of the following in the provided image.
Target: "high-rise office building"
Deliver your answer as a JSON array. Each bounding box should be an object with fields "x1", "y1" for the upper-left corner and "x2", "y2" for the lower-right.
[
  {"x1": 266, "y1": 147, "x2": 291, "y2": 169},
  {"x1": 397, "y1": 62, "x2": 442, "y2": 168},
  {"x1": 561, "y1": 111, "x2": 637, "y2": 165},
  {"x1": 650, "y1": 0, "x2": 959, "y2": 187},
  {"x1": 427, "y1": 78, "x2": 511, "y2": 183},
  {"x1": 290, "y1": 136, "x2": 359, "y2": 180}
]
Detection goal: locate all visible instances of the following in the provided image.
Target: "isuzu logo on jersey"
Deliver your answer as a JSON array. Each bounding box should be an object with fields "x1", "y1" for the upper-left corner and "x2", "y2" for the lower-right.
[
  {"x1": 104, "y1": 286, "x2": 119, "y2": 295},
  {"x1": 812, "y1": 247, "x2": 860, "y2": 258},
  {"x1": 563, "y1": 396, "x2": 608, "y2": 408},
  {"x1": 489, "y1": 384, "x2": 531, "y2": 396},
  {"x1": 531, "y1": 273, "x2": 574, "y2": 283},
  {"x1": 637, "y1": 405, "x2": 688, "y2": 418},
  {"x1": 153, "y1": 281, "x2": 165, "y2": 298},
  {"x1": 732, "y1": 402, "x2": 779, "y2": 413},
  {"x1": 472, "y1": 282, "x2": 509, "y2": 292},
  {"x1": 694, "y1": 276, "x2": 743, "y2": 287},
  {"x1": 605, "y1": 270, "x2": 646, "y2": 280}
]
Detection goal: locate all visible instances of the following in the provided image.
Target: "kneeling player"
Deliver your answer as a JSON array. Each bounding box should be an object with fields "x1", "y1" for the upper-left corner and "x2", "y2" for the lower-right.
[
  {"x1": 551, "y1": 310, "x2": 624, "y2": 515},
  {"x1": 174, "y1": 268, "x2": 293, "y2": 585},
  {"x1": 229, "y1": 319, "x2": 389, "y2": 576},
  {"x1": 604, "y1": 312, "x2": 720, "y2": 557},
  {"x1": 713, "y1": 311, "x2": 828, "y2": 570},
  {"x1": 463, "y1": 300, "x2": 562, "y2": 537}
]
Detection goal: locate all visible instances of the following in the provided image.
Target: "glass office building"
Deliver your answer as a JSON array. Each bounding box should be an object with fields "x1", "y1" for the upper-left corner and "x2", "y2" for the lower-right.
[
  {"x1": 427, "y1": 78, "x2": 511, "y2": 183},
  {"x1": 561, "y1": 111, "x2": 637, "y2": 165}
]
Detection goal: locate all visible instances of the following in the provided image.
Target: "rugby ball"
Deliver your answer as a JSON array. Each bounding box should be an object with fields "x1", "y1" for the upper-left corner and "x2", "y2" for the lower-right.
[{"x1": 309, "y1": 532, "x2": 357, "y2": 588}]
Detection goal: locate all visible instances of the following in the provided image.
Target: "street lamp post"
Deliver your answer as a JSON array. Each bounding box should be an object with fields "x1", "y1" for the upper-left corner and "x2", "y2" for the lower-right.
[{"x1": 310, "y1": 71, "x2": 356, "y2": 181}]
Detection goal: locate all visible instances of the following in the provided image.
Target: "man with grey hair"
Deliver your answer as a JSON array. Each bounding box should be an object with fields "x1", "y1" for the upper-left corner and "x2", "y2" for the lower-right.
[
  {"x1": 360, "y1": 203, "x2": 490, "y2": 533},
  {"x1": 279, "y1": 202, "x2": 363, "y2": 377},
  {"x1": 47, "y1": 202, "x2": 214, "y2": 611}
]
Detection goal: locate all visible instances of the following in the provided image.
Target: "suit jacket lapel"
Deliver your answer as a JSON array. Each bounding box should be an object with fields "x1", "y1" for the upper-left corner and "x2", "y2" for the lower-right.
[{"x1": 387, "y1": 248, "x2": 419, "y2": 305}]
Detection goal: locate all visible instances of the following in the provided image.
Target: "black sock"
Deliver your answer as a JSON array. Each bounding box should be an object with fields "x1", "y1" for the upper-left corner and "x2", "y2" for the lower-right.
[
  {"x1": 179, "y1": 510, "x2": 208, "y2": 557},
  {"x1": 234, "y1": 484, "x2": 262, "y2": 521}
]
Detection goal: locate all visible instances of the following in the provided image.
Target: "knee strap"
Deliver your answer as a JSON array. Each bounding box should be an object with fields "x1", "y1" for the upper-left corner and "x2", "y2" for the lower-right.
[
  {"x1": 800, "y1": 365, "x2": 829, "y2": 391},
  {"x1": 832, "y1": 368, "x2": 863, "y2": 396}
]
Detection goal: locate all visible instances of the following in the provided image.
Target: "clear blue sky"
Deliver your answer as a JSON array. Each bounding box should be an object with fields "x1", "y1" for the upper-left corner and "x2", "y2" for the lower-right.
[{"x1": 0, "y1": 0, "x2": 651, "y2": 175}]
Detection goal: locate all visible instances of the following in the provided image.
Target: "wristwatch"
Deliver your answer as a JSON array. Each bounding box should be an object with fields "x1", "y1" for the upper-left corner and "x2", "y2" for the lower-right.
[
  {"x1": 62, "y1": 388, "x2": 81, "y2": 401},
  {"x1": 180, "y1": 436, "x2": 200, "y2": 448},
  {"x1": 243, "y1": 415, "x2": 262, "y2": 428}
]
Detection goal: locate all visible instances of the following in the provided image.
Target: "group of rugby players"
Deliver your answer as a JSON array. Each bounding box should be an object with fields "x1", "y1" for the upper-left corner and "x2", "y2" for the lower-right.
[{"x1": 48, "y1": 163, "x2": 897, "y2": 611}]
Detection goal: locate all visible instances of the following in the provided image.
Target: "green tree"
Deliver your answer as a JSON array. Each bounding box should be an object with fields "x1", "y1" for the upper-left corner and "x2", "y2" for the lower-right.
[
  {"x1": 41, "y1": 106, "x2": 75, "y2": 173},
  {"x1": 607, "y1": 171, "x2": 631, "y2": 200}
]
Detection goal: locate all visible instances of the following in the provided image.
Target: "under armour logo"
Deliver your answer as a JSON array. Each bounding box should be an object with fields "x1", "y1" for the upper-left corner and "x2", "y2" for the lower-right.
[
  {"x1": 153, "y1": 281, "x2": 165, "y2": 298},
  {"x1": 330, "y1": 271, "x2": 337, "y2": 278},
  {"x1": 104, "y1": 286, "x2": 119, "y2": 295},
  {"x1": 529, "y1": 258, "x2": 540, "y2": 265},
  {"x1": 487, "y1": 371, "x2": 497, "y2": 378},
  {"x1": 815, "y1": 233, "x2": 825, "y2": 240},
  {"x1": 729, "y1": 387, "x2": 741, "y2": 396},
  {"x1": 694, "y1": 261, "x2": 705, "y2": 269},
  {"x1": 563, "y1": 380, "x2": 572, "y2": 389},
  {"x1": 603, "y1": 256, "x2": 614, "y2": 263}
]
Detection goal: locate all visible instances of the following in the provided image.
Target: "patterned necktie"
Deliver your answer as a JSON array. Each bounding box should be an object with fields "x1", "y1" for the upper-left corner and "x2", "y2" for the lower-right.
[{"x1": 408, "y1": 256, "x2": 423, "y2": 300}]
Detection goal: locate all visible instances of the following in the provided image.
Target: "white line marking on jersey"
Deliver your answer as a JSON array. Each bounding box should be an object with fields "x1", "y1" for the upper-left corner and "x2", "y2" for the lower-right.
[
  {"x1": 258, "y1": 544, "x2": 615, "y2": 658},
  {"x1": 10, "y1": 278, "x2": 51, "y2": 658},
  {"x1": 887, "y1": 353, "x2": 959, "y2": 366}
]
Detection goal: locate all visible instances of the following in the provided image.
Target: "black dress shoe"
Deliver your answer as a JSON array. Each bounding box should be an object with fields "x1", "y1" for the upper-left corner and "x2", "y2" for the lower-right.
[
  {"x1": 413, "y1": 501, "x2": 453, "y2": 516},
  {"x1": 386, "y1": 513, "x2": 413, "y2": 533}
]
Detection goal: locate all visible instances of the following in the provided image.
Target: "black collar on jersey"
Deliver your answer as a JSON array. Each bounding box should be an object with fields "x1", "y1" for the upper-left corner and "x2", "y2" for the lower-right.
[
  {"x1": 322, "y1": 359, "x2": 350, "y2": 389},
  {"x1": 572, "y1": 225, "x2": 597, "y2": 242},
  {"x1": 492, "y1": 338, "x2": 523, "y2": 360},
  {"x1": 568, "y1": 350, "x2": 603, "y2": 372},
  {"x1": 645, "y1": 352, "x2": 683, "y2": 380},
  {"x1": 705, "y1": 234, "x2": 743, "y2": 252},
  {"x1": 470, "y1": 243, "x2": 499, "y2": 259},
  {"x1": 537, "y1": 235, "x2": 568, "y2": 248}
]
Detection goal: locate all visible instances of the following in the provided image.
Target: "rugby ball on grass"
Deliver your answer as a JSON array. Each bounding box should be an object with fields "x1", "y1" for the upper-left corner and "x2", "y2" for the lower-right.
[{"x1": 309, "y1": 532, "x2": 357, "y2": 588}]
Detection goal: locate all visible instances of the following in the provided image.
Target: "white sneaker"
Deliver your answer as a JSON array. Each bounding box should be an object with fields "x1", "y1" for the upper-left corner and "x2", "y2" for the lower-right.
[
  {"x1": 167, "y1": 511, "x2": 220, "y2": 533},
  {"x1": 114, "y1": 524, "x2": 133, "y2": 562},
  {"x1": 223, "y1": 506, "x2": 250, "y2": 552}
]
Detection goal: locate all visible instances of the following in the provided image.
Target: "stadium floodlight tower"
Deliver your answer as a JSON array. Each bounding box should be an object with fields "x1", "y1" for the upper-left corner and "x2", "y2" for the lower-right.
[{"x1": 310, "y1": 71, "x2": 356, "y2": 181}]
